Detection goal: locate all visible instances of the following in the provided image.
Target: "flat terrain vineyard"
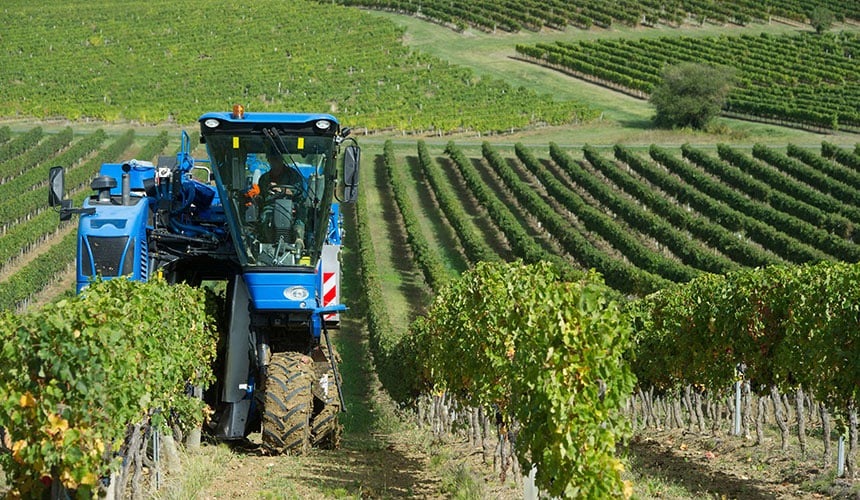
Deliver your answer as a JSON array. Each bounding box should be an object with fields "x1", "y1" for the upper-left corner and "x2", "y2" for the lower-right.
[
  {"x1": 324, "y1": 0, "x2": 859, "y2": 33},
  {"x1": 370, "y1": 141, "x2": 860, "y2": 299},
  {"x1": 517, "y1": 31, "x2": 860, "y2": 131},
  {"x1": 0, "y1": 0, "x2": 590, "y2": 133},
  {"x1": 3, "y1": 0, "x2": 860, "y2": 496}
]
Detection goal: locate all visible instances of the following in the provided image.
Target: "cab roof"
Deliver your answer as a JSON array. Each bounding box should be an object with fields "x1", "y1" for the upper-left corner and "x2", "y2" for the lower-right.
[{"x1": 198, "y1": 111, "x2": 339, "y2": 125}]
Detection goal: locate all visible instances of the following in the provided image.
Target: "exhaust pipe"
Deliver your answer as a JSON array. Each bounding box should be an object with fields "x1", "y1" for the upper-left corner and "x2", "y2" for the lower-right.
[{"x1": 122, "y1": 173, "x2": 131, "y2": 206}]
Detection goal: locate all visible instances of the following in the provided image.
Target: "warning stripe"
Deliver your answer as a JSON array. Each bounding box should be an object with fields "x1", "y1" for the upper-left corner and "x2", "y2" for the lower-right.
[
  {"x1": 323, "y1": 272, "x2": 336, "y2": 304},
  {"x1": 323, "y1": 271, "x2": 337, "y2": 320}
]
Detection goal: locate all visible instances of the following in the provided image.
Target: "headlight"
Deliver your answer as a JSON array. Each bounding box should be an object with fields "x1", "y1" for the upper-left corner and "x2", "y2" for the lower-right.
[
  {"x1": 283, "y1": 286, "x2": 310, "y2": 301},
  {"x1": 315, "y1": 120, "x2": 331, "y2": 131},
  {"x1": 203, "y1": 118, "x2": 220, "y2": 128}
]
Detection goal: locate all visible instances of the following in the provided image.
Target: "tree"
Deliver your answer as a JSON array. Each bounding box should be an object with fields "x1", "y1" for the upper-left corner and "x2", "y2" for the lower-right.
[
  {"x1": 649, "y1": 62, "x2": 735, "y2": 130},
  {"x1": 809, "y1": 6, "x2": 835, "y2": 34}
]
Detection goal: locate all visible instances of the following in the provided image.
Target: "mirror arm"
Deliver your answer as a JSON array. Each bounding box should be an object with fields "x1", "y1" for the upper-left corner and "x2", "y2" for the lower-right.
[{"x1": 55, "y1": 202, "x2": 95, "y2": 222}]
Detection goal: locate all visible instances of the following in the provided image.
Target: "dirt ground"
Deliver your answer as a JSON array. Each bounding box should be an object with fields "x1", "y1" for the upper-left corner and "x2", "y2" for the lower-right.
[
  {"x1": 626, "y1": 427, "x2": 860, "y2": 500},
  {"x1": 158, "y1": 294, "x2": 523, "y2": 499},
  {"x1": 166, "y1": 402, "x2": 521, "y2": 499},
  {"x1": 195, "y1": 435, "x2": 442, "y2": 498},
  {"x1": 164, "y1": 417, "x2": 860, "y2": 500}
]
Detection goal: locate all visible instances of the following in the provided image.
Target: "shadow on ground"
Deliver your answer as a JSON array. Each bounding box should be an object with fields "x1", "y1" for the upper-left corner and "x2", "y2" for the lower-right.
[{"x1": 627, "y1": 436, "x2": 780, "y2": 500}]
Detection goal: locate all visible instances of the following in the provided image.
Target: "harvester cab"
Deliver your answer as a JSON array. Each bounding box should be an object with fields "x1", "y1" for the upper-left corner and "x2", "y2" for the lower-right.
[{"x1": 49, "y1": 106, "x2": 361, "y2": 453}]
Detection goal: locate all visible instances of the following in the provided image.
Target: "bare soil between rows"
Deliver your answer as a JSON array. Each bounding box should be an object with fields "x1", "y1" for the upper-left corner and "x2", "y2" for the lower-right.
[
  {"x1": 627, "y1": 427, "x2": 859, "y2": 499},
  {"x1": 196, "y1": 434, "x2": 441, "y2": 498}
]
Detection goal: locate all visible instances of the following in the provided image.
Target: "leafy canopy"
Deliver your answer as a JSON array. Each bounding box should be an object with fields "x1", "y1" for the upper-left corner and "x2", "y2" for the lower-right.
[
  {"x1": 650, "y1": 62, "x2": 735, "y2": 130},
  {"x1": 809, "y1": 6, "x2": 835, "y2": 34}
]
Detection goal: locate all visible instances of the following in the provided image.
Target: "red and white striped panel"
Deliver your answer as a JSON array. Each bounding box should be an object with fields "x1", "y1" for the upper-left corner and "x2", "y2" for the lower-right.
[
  {"x1": 321, "y1": 244, "x2": 341, "y2": 324},
  {"x1": 323, "y1": 271, "x2": 337, "y2": 321}
]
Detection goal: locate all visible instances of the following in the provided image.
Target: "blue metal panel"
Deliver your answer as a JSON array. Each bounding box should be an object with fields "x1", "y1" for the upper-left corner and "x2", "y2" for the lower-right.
[
  {"x1": 327, "y1": 203, "x2": 341, "y2": 245},
  {"x1": 77, "y1": 198, "x2": 149, "y2": 291},
  {"x1": 243, "y1": 270, "x2": 321, "y2": 310}
]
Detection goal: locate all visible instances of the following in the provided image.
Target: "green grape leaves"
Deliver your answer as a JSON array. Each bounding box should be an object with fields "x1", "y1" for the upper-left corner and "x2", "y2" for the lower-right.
[
  {"x1": 0, "y1": 277, "x2": 217, "y2": 495},
  {"x1": 410, "y1": 261, "x2": 634, "y2": 498}
]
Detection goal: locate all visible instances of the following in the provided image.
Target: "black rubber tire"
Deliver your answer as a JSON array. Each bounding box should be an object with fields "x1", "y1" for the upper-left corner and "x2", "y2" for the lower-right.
[
  {"x1": 261, "y1": 352, "x2": 312, "y2": 455},
  {"x1": 310, "y1": 365, "x2": 342, "y2": 449}
]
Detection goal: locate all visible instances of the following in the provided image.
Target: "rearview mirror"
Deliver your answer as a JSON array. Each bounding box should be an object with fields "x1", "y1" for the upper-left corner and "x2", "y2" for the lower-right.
[
  {"x1": 49, "y1": 166, "x2": 65, "y2": 207},
  {"x1": 48, "y1": 165, "x2": 94, "y2": 221},
  {"x1": 342, "y1": 145, "x2": 360, "y2": 203}
]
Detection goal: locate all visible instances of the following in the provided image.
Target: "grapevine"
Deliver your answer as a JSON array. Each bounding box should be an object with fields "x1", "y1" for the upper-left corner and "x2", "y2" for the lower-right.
[{"x1": 0, "y1": 277, "x2": 217, "y2": 496}]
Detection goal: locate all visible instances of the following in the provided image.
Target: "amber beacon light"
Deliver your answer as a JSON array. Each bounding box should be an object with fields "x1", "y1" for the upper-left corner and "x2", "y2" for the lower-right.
[{"x1": 232, "y1": 104, "x2": 245, "y2": 119}]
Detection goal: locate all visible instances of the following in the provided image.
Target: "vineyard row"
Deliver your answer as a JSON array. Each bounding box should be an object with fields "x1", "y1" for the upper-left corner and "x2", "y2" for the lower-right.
[
  {"x1": 516, "y1": 31, "x2": 860, "y2": 131},
  {"x1": 327, "y1": 0, "x2": 860, "y2": 33},
  {"x1": 366, "y1": 145, "x2": 860, "y2": 496},
  {"x1": 0, "y1": 0, "x2": 593, "y2": 132}
]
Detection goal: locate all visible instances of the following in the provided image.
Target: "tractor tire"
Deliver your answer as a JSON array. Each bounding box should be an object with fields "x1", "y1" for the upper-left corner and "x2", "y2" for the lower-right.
[
  {"x1": 261, "y1": 352, "x2": 312, "y2": 455},
  {"x1": 310, "y1": 365, "x2": 342, "y2": 449}
]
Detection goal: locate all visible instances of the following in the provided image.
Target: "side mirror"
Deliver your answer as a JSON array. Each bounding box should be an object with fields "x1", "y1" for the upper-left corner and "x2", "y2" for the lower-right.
[
  {"x1": 49, "y1": 166, "x2": 74, "y2": 221},
  {"x1": 48, "y1": 166, "x2": 65, "y2": 207},
  {"x1": 342, "y1": 144, "x2": 360, "y2": 203},
  {"x1": 49, "y1": 165, "x2": 92, "y2": 221}
]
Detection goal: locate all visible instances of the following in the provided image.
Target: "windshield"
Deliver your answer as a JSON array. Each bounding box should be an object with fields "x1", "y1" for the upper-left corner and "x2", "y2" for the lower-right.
[{"x1": 204, "y1": 131, "x2": 336, "y2": 268}]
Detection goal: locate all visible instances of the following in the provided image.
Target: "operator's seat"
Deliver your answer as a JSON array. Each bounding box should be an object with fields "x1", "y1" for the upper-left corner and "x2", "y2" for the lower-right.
[{"x1": 270, "y1": 195, "x2": 294, "y2": 241}]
